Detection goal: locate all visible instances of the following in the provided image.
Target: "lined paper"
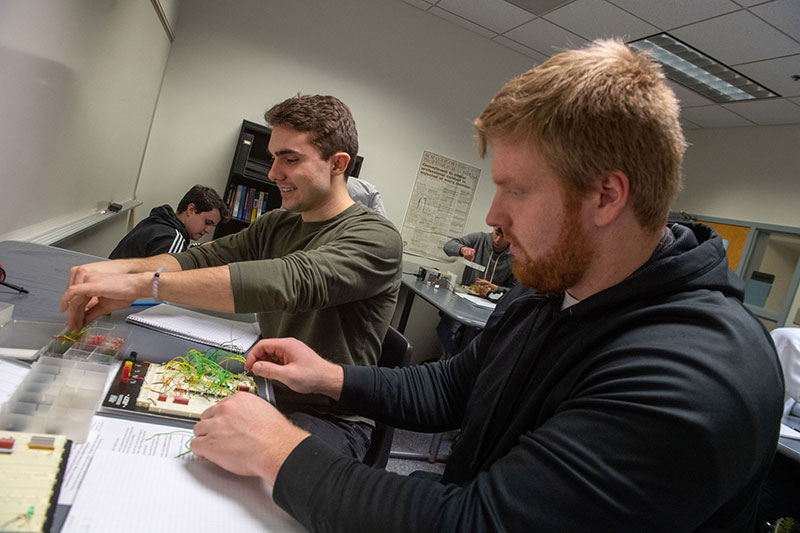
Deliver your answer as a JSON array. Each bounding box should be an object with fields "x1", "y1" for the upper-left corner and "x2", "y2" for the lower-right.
[
  {"x1": 126, "y1": 304, "x2": 260, "y2": 353},
  {"x1": 0, "y1": 359, "x2": 30, "y2": 405},
  {"x1": 62, "y1": 451, "x2": 304, "y2": 532}
]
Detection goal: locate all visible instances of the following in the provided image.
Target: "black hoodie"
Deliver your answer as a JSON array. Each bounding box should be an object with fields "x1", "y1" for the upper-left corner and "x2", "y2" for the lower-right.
[
  {"x1": 274, "y1": 222, "x2": 785, "y2": 532},
  {"x1": 109, "y1": 205, "x2": 189, "y2": 259}
]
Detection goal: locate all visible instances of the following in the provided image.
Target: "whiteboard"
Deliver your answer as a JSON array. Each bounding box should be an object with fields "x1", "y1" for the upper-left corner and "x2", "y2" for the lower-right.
[{"x1": 0, "y1": 1, "x2": 172, "y2": 243}]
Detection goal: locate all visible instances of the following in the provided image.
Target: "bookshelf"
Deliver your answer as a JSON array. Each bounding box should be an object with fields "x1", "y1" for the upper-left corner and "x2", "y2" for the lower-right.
[{"x1": 214, "y1": 120, "x2": 282, "y2": 239}]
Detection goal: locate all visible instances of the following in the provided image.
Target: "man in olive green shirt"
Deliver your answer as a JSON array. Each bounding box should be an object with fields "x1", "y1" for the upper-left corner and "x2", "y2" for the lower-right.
[{"x1": 61, "y1": 95, "x2": 403, "y2": 459}]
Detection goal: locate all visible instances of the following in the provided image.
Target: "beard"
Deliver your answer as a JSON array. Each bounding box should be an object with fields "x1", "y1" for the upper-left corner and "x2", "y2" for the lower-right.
[{"x1": 510, "y1": 193, "x2": 593, "y2": 293}]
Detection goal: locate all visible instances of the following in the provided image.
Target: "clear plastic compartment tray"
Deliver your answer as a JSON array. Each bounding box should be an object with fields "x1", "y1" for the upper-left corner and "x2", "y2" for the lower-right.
[
  {"x1": 37, "y1": 321, "x2": 132, "y2": 363},
  {"x1": 0, "y1": 356, "x2": 113, "y2": 442}
]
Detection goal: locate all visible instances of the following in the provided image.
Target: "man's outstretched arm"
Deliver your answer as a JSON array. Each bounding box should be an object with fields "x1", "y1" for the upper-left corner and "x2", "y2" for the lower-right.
[{"x1": 60, "y1": 254, "x2": 235, "y2": 331}]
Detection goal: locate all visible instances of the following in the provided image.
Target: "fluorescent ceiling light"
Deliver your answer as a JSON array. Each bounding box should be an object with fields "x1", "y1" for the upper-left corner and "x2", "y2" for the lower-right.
[{"x1": 629, "y1": 33, "x2": 779, "y2": 103}]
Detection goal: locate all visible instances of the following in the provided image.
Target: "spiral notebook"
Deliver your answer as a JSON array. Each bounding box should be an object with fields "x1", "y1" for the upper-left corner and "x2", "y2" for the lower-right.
[{"x1": 126, "y1": 304, "x2": 260, "y2": 353}]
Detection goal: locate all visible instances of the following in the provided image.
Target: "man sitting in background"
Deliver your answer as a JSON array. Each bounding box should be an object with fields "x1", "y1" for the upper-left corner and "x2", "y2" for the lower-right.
[
  {"x1": 347, "y1": 176, "x2": 386, "y2": 216},
  {"x1": 437, "y1": 226, "x2": 516, "y2": 354},
  {"x1": 109, "y1": 184, "x2": 228, "y2": 259},
  {"x1": 444, "y1": 226, "x2": 515, "y2": 296}
]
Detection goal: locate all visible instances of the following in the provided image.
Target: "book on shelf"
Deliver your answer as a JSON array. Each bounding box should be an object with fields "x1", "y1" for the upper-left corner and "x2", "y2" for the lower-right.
[
  {"x1": 231, "y1": 184, "x2": 243, "y2": 215},
  {"x1": 239, "y1": 185, "x2": 250, "y2": 220},
  {"x1": 250, "y1": 191, "x2": 258, "y2": 222},
  {"x1": 241, "y1": 186, "x2": 253, "y2": 220},
  {"x1": 232, "y1": 133, "x2": 254, "y2": 176}
]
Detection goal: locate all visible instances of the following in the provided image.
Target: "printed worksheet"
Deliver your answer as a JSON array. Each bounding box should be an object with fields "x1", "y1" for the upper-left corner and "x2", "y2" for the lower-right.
[{"x1": 59, "y1": 414, "x2": 195, "y2": 505}]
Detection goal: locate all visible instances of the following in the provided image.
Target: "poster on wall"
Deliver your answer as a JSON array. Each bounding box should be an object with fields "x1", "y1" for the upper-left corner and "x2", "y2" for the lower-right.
[{"x1": 400, "y1": 150, "x2": 481, "y2": 262}]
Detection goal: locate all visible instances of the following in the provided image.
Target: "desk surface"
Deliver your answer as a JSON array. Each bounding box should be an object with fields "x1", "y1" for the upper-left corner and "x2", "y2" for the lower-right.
[
  {"x1": 0, "y1": 240, "x2": 254, "y2": 364},
  {"x1": 401, "y1": 273, "x2": 493, "y2": 330}
]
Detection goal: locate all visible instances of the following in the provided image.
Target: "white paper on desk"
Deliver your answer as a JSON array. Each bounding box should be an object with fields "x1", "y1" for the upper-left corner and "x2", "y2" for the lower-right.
[
  {"x1": 780, "y1": 423, "x2": 800, "y2": 440},
  {"x1": 59, "y1": 415, "x2": 196, "y2": 505},
  {"x1": 456, "y1": 292, "x2": 497, "y2": 309},
  {"x1": 62, "y1": 450, "x2": 304, "y2": 533},
  {"x1": 0, "y1": 358, "x2": 30, "y2": 405}
]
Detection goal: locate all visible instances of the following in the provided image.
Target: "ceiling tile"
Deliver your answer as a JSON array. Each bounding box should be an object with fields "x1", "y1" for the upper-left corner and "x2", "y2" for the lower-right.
[
  {"x1": 791, "y1": 96, "x2": 800, "y2": 106},
  {"x1": 504, "y1": 17, "x2": 588, "y2": 56},
  {"x1": 680, "y1": 117, "x2": 702, "y2": 130},
  {"x1": 544, "y1": 0, "x2": 658, "y2": 41},
  {"x1": 735, "y1": 54, "x2": 800, "y2": 98},
  {"x1": 608, "y1": 0, "x2": 739, "y2": 31},
  {"x1": 671, "y1": 10, "x2": 800, "y2": 65},
  {"x1": 750, "y1": 0, "x2": 800, "y2": 42},
  {"x1": 721, "y1": 98, "x2": 800, "y2": 125},
  {"x1": 429, "y1": 6, "x2": 499, "y2": 38},
  {"x1": 667, "y1": 80, "x2": 717, "y2": 107},
  {"x1": 436, "y1": 0, "x2": 536, "y2": 33},
  {"x1": 401, "y1": 0, "x2": 435, "y2": 10},
  {"x1": 680, "y1": 105, "x2": 756, "y2": 127},
  {"x1": 492, "y1": 35, "x2": 550, "y2": 62},
  {"x1": 731, "y1": 0, "x2": 772, "y2": 6}
]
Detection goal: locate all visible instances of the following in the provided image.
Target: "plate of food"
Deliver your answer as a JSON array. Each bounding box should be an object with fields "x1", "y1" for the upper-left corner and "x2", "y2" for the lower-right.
[{"x1": 465, "y1": 284, "x2": 481, "y2": 296}]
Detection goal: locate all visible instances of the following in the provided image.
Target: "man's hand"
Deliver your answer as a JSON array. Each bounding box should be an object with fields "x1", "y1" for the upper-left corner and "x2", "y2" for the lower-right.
[
  {"x1": 191, "y1": 392, "x2": 309, "y2": 484},
  {"x1": 245, "y1": 338, "x2": 344, "y2": 401},
  {"x1": 476, "y1": 278, "x2": 498, "y2": 297},
  {"x1": 66, "y1": 259, "x2": 139, "y2": 289},
  {"x1": 60, "y1": 256, "x2": 184, "y2": 331},
  {"x1": 60, "y1": 271, "x2": 152, "y2": 332},
  {"x1": 460, "y1": 246, "x2": 476, "y2": 262}
]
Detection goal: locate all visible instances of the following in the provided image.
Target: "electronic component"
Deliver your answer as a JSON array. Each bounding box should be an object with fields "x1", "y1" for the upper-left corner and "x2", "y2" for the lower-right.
[
  {"x1": 0, "y1": 437, "x2": 15, "y2": 453},
  {"x1": 102, "y1": 349, "x2": 268, "y2": 421},
  {"x1": 121, "y1": 360, "x2": 133, "y2": 382},
  {"x1": 28, "y1": 436, "x2": 55, "y2": 450}
]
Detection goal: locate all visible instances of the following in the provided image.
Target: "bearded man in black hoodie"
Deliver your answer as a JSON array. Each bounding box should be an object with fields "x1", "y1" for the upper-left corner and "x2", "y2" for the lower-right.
[
  {"x1": 189, "y1": 41, "x2": 788, "y2": 531},
  {"x1": 109, "y1": 185, "x2": 228, "y2": 259}
]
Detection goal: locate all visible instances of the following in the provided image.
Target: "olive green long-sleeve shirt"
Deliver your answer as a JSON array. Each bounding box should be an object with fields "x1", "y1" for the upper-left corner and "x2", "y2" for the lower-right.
[{"x1": 174, "y1": 203, "x2": 403, "y2": 368}]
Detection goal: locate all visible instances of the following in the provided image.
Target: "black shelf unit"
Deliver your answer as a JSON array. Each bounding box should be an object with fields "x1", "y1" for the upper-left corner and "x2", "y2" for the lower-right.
[{"x1": 214, "y1": 120, "x2": 281, "y2": 239}]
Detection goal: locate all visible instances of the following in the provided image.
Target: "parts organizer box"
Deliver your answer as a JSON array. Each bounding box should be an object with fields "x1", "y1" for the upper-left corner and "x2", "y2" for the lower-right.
[
  {"x1": 36, "y1": 321, "x2": 132, "y2": 364},
  {"x1": 0, "y1": 321, "x2": 132, "y2": 443},
  {"x1": 0, "y1": 357, "x2": 110, "y2": 443}
]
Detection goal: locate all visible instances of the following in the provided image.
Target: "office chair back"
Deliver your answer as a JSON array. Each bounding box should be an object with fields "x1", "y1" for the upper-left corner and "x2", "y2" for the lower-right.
[{"x1": 362, "y1": 326, "x2": 412, "y2": 468}]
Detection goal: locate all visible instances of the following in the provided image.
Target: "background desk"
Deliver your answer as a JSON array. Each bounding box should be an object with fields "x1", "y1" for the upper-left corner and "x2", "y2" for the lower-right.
[
  {"x1": 0, "y1": 240, "x2": 301, "y2": 531},
  {"x1": 779, "y1": 432, "x2": 800, "y2": 462},
  {"x1": 396, "y1": 274, "x2": 492, "y2": 336}
]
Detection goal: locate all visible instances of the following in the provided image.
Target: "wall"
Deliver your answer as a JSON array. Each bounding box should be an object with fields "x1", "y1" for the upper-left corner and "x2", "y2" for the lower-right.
[
  {"x1": 133, "y1": 0, "x2": 531, "y2": 258},
  {"x1": 674, "y1": 124, "x2": 800, "y2": 228},
  {"x1": 118, "y1": 0, "x2": 533, "y2": 358},
  {"x1": 674, "y1": 124, "x2": 800, "y2": 328},
  {"x1": 0, "y1": 0, "x2": 173, "y2": 257}
]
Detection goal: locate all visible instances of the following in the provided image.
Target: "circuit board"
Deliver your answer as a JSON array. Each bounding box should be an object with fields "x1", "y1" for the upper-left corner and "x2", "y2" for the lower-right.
[
  {"x1": 101, "y1": 350, "x2": 270, "y2": 422},
  {"x1": 0, "y1": 432, "x2": 71, "y2": 533}
]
